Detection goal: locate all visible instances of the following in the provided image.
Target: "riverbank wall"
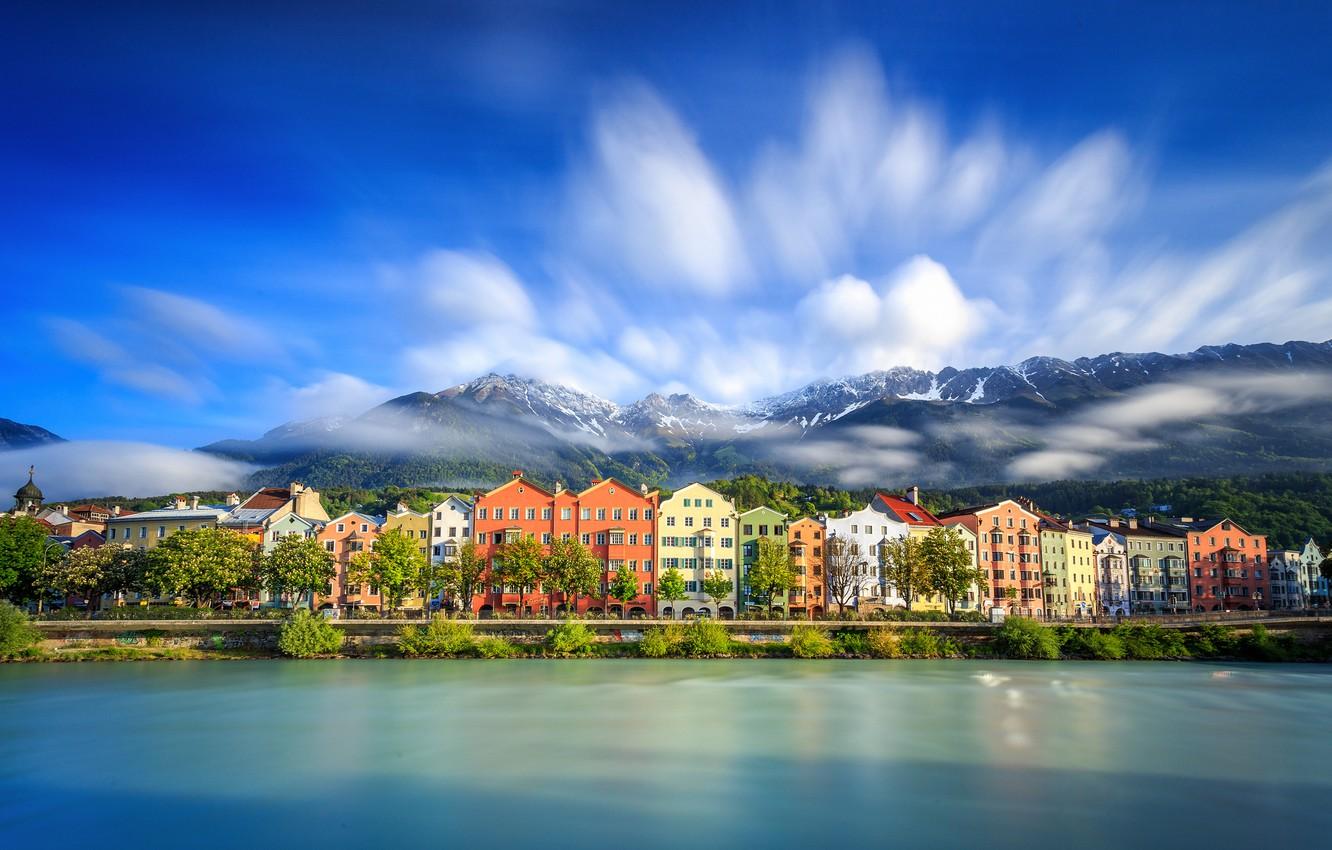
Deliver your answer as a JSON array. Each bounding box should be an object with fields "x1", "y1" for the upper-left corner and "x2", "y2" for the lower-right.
[{"x1": 30, "y1": 616, "x2": 1332, "y2": 655}]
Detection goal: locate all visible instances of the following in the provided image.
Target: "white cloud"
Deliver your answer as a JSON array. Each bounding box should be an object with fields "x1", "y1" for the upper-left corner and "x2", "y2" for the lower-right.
[
  {"x1": 13, "y1": 441, "x2": 253, "y2": 500},
  {"x1": 570, "y1": 83, "x2": 749, "y2": 295},
  {"x1": 279, "y1": 372, "x2": 396, "y2": 420},
  {"x1": 769, "y1": 424, "x2": 924, "y2": 486},
  {"x1": 412, "y1": 250, "x2": 537, "y2": 327},
  {"x1": 795, "y1": 255, "x2": 988, "y2": 377},
  {"x1": 46, "y1": 318, "x2": 206, "y2": 404},
  {"x1": 124, "y1": 287, "x2": 283, "y2": 360},
  {"x1": 1008, "y1": 373, "x2": 1332, "y2": 480}
]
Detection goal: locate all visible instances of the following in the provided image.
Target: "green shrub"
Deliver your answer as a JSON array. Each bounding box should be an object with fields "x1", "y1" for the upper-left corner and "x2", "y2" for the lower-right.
[
  {"x1": 866, "y1": 627, "x2": 903, "y2": 658},
  {"x1": 993, "y1": 617, "x2": 1060, "y2": 660},
  {"x1": 789, "y1": 624, "x2": 835, "y2": 658},
  {"x1": 1240, "y1": 624, "x2": 1295, "y2": 661},
  {"x1": 899, "y1": 628, "x2": 948, "y2": 658},
  {"x1": 398, "y1": 618, "x2": 475, "y2": 657},
  {"x1": 950, "y1": 610, "x2": 986, "y2": 623},
  {"x1": 832, "y1": 629, "x2": 871, "y2": 656},
  {"x1": 1187, "y1": 624, "x2": 1239, "y2": 657},
  {"x1": 1111, "y1": 624, "x2": 1188, "y2": 659},
  {"x1": 545, "y1": 621, "x2": 597, "y2": 656},
  {"x1": 0, "y1": 602, "x2": 39, "y2": 658},
  {"x1": 683, "y1": 619, "x2": 732, "y2": 657},
  {"x1": 277, "y1": 610, "x2": 344, "y2": 658},
  {"x1": 639, "y1": 625, "x2": 685, "y2": 658},
  {"x1": 475, "y1": 636, "x2": 519, "y2": 658},
  {"x1": 1070, "y1": 628, "x2": 1125, "y2": 660}
]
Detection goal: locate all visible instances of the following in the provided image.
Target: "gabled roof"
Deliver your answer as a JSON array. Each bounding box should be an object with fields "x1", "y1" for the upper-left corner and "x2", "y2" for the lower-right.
[
  {"x1": 478, "y1": 475, "x2": 555, "y2": 499},
  {"x1": 327, "y1": 511, "x2": 383, "y2": 527},
  {"x1": 240, "y1": 487, "x2": 292, "y2": 510},
  {"x1": 577, "y1": 477, "x2": 658, "y2": 500},
  {"x1": 874, "y1": 493, "x2": 941, "y2": 526}
]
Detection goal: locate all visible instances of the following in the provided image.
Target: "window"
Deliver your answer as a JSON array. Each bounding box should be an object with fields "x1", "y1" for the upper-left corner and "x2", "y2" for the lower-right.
[
  {"x1": 685, "y1": 581, "x2": 699, "y2": 592},
  {"x1": 324, "y1": 541, "x2": 334, "y2": 552},
  {"x1": 684, "y1": 517, "x2": 694, "y2": 527},
  {"x1": 643, "y1": 560, "x2": 652, "y2": 572},
  {"x1": 581, "y1": 508, "x2": 591, "y2": 520},
  {"x1": 612, "y1": 508, "x2": 622, "y2": 521},
  {"x1": 720, "y1": 517, "x2": 728, "y2": 528},
  {"x1": 542, "y1": 508, "x2": 552, "y2": 520},
  {"x1": 610, "y1": 532, "x2": 625, "y2": 545},
  {"x1": 509, "y1": 508, "x2": 519, "y2": 521},
  {"x1": 744, "y1": 524, "x2": 753, "y2": 535},
  {"x1": 139, "y1": 527, "x2": 147, "y2": 539},
  {"x1": 666, "y1": 516, "x2": 676, "y2": 527},
  {"x1": 597, "y1": 533, "x2": 607, "y2": 546},
  {"x1": 561, "y1": 508, "x2": 572, "y2": 521},
  {"x1": 478, "y1": 508, "x2": 488, "y2": 520},
  {"x1": 644, "y1": 534, "x2": 653, "y2": 546},
  {"x1": 683, "y1": 498, "x2": 691, "y2": 507},
  {"x1": 581, "y1": 533, "x2": 591, "y2": 545},
  {"x1": 644, "y1": 583, "x2": 653, "y2": 595},
  {"x1": 541, "y1": 533, "x2": 551, "y2": 544},
  {"x1": 157, "y1": 526, "x2": 166, "y2": 538}
]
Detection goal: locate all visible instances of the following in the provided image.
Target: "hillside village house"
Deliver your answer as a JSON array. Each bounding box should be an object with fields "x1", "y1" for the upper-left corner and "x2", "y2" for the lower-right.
[
  {"x1": 1266, "y1": 549, "x2": 1308, "y2": 610},
  {"x1": 471, "y1": 473, "x2": 659, "y2": 617},
  {"x1": 384, "y1": 503, "x2": 432, "y2": 611},
  {"x1": 1297, "y1": 538, "x2": 1327, "y2": 605},
  {"x1": 1083, "y1": 517, "x2": 1190, "y2": 614},
  {"x1": 105, "y1": 495, "x2": 231, "y2": 550},
  {"x1": 738, "y1": 505, "x2": 789, "y2": 615},
  {"x1": 656, "y1": 482, "x2": 737, "y2": 618},
  {"x1": 878, "y1": 490, "x2": 981, "y2": 612},
  {"x1": 1089, "y1": 528, "x2": 1130, "y2": 617}
]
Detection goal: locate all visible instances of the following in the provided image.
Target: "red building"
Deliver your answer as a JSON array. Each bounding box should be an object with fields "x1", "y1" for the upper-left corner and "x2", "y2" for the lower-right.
[
  {"x1": 1181, "y1": 517, "x2": 1269, "y2": 611},
  {"x1": 470, "y1": 472, "x2": 659, "y2": 617},
  {"x1": 938, "y1": 499, "x2": 1045, "y2": 617}
]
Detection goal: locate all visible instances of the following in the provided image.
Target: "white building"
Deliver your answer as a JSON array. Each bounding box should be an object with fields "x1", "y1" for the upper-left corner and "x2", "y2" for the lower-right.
[
  {"x1": 1091, "y1": 528, "x2": 1129, "y2": 617},
  {"x1": 1298, "y1": 538, "x2": 1326, "y2": 606},
  {"x1": 1267, "y1": 550, "x2": 1307, "y2": 610},
  {"x1": 822, "y1": 500, "x2": 908, "y2": 609},
  {"x1": 429, "y1": 496, "x2": 474, "y2": 566}
]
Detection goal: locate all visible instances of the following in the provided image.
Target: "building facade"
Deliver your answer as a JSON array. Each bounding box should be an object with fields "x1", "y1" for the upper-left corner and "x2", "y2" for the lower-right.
[
  {"x1": 314, "y1": 512, "x2": 384, "y2": 612},
  {"x1": 1266, "y1": 550, "x2": 1307, "y2": 610},
  {"x1": 1181, "y1": 518, "x2": 1269, "y2": 611},
  {"x1": 787, "y1": 517, "x2": 825, "y2": 618},
  {"x1": 738, "y1": 506, "x2": 790, "y2": 615},
  {"x1": 471, "y1": 474, "x2": 659, "y2": 617},
  {"x1": 428, "y1": 496, "x2": 473, "y2": 566},
  {"x1": 656, "y1": 482, "x2": 737, "y2": 618},
  {"x1": 823, "y1": 500, "x2": 907, "y2": 610},
  {"x1": 939, "y1": 500, "x2": 1045, "y2": 617},
  {"x1": 105, "y1": 496, "x2": 231, "y2": 550}
]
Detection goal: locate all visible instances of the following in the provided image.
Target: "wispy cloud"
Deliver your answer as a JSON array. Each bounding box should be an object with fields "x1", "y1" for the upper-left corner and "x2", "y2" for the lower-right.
[
  {"x1": 1008, "y1": 372, "x2": 1332, "y2": 479},
  {"x1": 12, "y1": 441, "x2": 253, "y2": 500}
]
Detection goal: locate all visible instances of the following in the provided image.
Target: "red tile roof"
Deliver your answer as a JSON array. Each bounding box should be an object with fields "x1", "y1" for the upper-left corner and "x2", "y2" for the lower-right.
[
  {"x1": 874, "y1": 493, "x2": 941, "y2": 526},
  {"x1": 240, "y1": 488, "x2": 291, "y2": 510}
]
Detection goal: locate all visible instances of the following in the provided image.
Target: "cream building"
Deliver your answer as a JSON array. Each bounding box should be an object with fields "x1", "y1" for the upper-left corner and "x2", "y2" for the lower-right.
[{"x1": 656, "y1": 482, "x2": 738, "y2": 618}]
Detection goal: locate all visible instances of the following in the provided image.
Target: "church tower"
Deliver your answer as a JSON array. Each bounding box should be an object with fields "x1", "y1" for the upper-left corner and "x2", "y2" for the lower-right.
[{"x1": 13, "y1": 466, "x2": 43, "y2": 515}]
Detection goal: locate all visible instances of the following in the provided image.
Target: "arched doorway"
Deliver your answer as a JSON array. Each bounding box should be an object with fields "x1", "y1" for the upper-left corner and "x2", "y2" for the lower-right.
[
  {"x1": 661, "y1": 607, "x2": 674, "y2": 619},
  {"x1": 809, "y1": 605, "x2": 823, "y2": 619},
  {"x1": 586, "y1": 606, "x2": 604, "y2": 616},
  {"x1": 478, "y1": 604, "x2": 494, "y2": 619},
  {"x1": 696, "y1": 607, "x2": 711, "y2": 618},
  {"x1": 628, "y1": 606, "x2": 647, "y2": 619},
  {"x1": 719, "y1": 606, "x2": 734, "y2": 620},
  {"x1": 681, "y1": 607, "x2": 696, "y2": 618},
  {"x1": 770, "y1": 608, "x2": 784, "y2": 619},
  {"x1": 609, "y1": 605, "x2": 623, "y2": 618}
]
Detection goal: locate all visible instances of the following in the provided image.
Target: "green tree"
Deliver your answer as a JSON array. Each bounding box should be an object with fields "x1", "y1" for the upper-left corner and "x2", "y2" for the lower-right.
[
  {"x1": 442, "y1": 538, "x2": 486, "y2": 617},
  {"x1": 277, "y1": 609, "x2": 344, "y2": 657},
  {"x1": 348, "y1": 527, "x2": 421, "y2": 614},
  {"x1": 607, "y1": 560, "x2": 640, "y2": 615},
  {"x1": 144, "y1": 528, "x2": 258, "y2": 608},
  {"x1": 0, "y1": 514, "x2": 50, "y2": 603},
  {"x1": 702, "y1": 569, "x2": 733, "y2": 614},
  {"x1": 101, "y1": 545, "x2": 148, "y2": 607},
  {"x1": 1005, "y1": 586, "x2": 1020, "y2": 613},
  {"x1": 1320, "y1": 556, "x2": 1332, "y2": 585},
  {"x1": 656, "y1": 567, "x2": 687, "y2": 616},
  {"x1": 37, "y1": 545, "x2": 106, "y2": 612},
  {"x1": 747, "y1": 536, "x2": 796, "y2": 618},
  {"x1": 263, "y1": 534, "x2": 335, "y2": 609},
  {"x1": 0, "y1": 601, "x2": 39, "y2": 657},
  {"x1": 544, "y1": 536, "x2": 601, "y2": 615},
  {"x1": 412, "y1": 551, "x2": 450, "y2": 619},
  {"x1": 920, "y1": 526, "x2": 987, "y2": 613},
  {"x1": 493, "y1": 534, "x2": 545, "y2": 617},
  {"x1": 880, "y1": 535, "x2": 928, "y2": 611}
]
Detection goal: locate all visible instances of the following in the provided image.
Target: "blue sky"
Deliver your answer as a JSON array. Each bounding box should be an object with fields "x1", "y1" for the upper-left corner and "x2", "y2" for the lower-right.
[{"x1": 5, "y1": 1, "x2": 1332, "y2": 455}]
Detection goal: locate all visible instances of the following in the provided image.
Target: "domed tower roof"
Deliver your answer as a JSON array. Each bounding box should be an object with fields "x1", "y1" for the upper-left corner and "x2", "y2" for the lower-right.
[{"x1": 15, "y1": 466, "x2": 42, "y2": 501}]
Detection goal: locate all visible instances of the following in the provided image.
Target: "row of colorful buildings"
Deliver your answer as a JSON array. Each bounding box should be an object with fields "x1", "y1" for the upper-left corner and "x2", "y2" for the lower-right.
[{"x1": 10, "y1": 467, "x2": 1331, "y2": 617}]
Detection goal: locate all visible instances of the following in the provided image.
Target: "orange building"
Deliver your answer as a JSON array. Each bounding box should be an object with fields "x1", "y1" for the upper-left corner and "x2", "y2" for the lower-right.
[
  {"x1": 314, "y1": 512, "x2": 384, "y2": 613},
  {"x1": 1181, "y1": 517, "x2": 1269, "y2": 611},
  {"x1": 470, "y1": 472, "x2": 659, "y2": 617},
  {"x1": 938, "y1": 499, "x2": 1044, "y2": 617},
  {"x1": 788, "y1": 517, "x2": 826, "y2": 618}
]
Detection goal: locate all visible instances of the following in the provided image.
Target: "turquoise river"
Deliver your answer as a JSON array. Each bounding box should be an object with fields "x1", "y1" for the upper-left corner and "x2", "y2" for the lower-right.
[{"x1": 2, "y1": 660, "x2": 1330, "y2": 849}]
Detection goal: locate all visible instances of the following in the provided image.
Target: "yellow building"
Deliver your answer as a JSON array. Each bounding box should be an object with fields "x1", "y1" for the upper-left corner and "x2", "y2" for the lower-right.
[
  {"x1": 104, "y1": 495, "x2": 231, "y2": 551},
  {"x1": 384, "y1": 502, "x2": 432, "y2": 611},
  {"x1": 656, "y1": 482, "x2": 739, "y2": 618},
  {"x1": 1036, "y1": 514, "x2": 1097, "y2": 619}
]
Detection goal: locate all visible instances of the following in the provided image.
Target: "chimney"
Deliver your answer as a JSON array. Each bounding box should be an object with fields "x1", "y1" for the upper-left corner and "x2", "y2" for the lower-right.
[
  {"x1": 173, "y1": 495, "x2": 187, "y2": 510},
  {"x1": 1108, "y1": 518, "x2": 1119, "y2": 528},
  {"x1": 1127, "y1": 518, "x2": 1138, "y2": 529},
  {"x1": 554, "y1": 481, "x2": 564, "y2": 494},
  {"x1": 908, "y1": 485, "x2": 920, "y2": 505},
  {"x1": 112, "y1": 505, "x2": 121, "y2": 516},
  {"x1": 512, "y1": 470, "x2": 523, "y2": 479},
  {"x1": 640, "y1": 483, "x2": 648, "y2": 495},
  {"x1": 396, "y1": 501, "x2": 409, "y2": 514},
  {"x1": 290, "y1": 482, "x2": 303, "y2": 495},
  {"x1": 591, "y1": 479, "x2": 602, "y2": 486},
  {"x1": 1181, "y1": 517, "x2": 1194, "y2": 523},
  {"x1": 190, "y1": 495, "x2": 200, "y2": 511}
]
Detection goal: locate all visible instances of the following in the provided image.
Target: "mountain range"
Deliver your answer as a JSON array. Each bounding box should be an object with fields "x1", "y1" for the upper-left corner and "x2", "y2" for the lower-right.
[
  {"x1": 194, "y1": 339, "x2": 1332, "y2": 491},
  {"x1": 0, "y1": 419, "x2": 63, "y2": 451}
]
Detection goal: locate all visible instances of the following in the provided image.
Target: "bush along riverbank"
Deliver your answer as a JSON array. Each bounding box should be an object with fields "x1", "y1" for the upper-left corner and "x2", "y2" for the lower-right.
[{"x1": 5, "y1": 604, "x2": 1332, "y2": 662}]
